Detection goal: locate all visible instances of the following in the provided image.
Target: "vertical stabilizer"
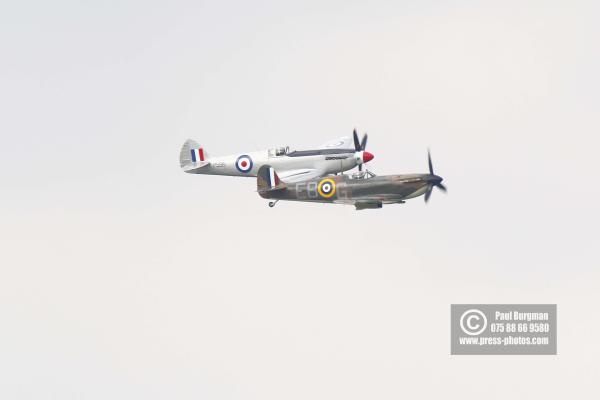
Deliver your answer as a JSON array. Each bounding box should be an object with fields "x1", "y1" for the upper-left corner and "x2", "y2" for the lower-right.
[
  {"x1": 180, "y1": 139, "x2": 209, "y2": 171},
  {"x1": 257, "y1": 165, "x2": 285, "y2": 193}
]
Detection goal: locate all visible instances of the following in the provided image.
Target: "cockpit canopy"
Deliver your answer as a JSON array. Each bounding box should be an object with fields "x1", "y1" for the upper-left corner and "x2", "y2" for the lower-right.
[
  {"x1": 269, "y1": 146, "x2": 291, "y2": 157},
  {"x1": 349, "y1": 170, "x2": 377, "y2": 180}
]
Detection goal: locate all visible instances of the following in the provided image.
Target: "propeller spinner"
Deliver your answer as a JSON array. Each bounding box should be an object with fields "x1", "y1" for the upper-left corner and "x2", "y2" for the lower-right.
[{"x1": 353, "y1": 129, "x2": 374, "y2": 171}]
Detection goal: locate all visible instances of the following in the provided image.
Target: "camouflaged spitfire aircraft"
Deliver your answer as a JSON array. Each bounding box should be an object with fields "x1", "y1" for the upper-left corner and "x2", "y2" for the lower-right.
[
  {"x1": 257, "y1": 150, "x2": 446, "y2": 210},
  {"x1": 179, "y1": 129, "x2": 374, "y2": 183}
]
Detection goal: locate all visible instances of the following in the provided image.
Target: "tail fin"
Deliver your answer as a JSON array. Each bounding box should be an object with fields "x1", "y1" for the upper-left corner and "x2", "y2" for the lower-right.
[
  {"x1": 180, "y1": 139, "x2": 209, "y2": 171},
  {"x1": 257, "y1": 165, "x2": 286, "y2": 194}
]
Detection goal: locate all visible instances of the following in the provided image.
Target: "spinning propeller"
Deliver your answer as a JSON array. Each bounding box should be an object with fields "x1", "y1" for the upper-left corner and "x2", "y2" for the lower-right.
[
  {"x1": 353, "y1": 129, "x2": 374, "y2": 171},
  {"x1": 424, "y1": 149, "x2": 447, "y2": 202}
]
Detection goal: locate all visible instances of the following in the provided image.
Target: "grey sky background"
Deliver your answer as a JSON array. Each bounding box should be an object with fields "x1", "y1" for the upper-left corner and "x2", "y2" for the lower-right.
[{"x1": 1, "y1": 1, "x2": 599, "y2": 399}]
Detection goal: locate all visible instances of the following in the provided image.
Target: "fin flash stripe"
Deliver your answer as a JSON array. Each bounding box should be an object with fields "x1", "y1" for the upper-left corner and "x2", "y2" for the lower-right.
[
  {"x1": 190, "y1": 148, "x2": 204, "y2": 162},
  {"x1": 269, "y1": 168, "x2": 279, "y2": 188}
]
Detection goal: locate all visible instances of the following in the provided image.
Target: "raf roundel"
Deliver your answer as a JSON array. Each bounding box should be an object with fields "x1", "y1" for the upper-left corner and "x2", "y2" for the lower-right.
[
  {"x1": 317, "y1": 178, "x2": 336, "y2": 198},
  {"x1": 235, "y1": 155, "x2": 253, "y2": 173}
]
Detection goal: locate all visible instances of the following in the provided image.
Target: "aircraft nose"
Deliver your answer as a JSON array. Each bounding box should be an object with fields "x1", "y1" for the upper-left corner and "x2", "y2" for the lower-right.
[{"x1": 362, "y1": 151, "x2": 374, "y2": 163}]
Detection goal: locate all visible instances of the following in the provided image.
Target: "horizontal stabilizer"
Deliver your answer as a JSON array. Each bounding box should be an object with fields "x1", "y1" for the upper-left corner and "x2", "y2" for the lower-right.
[{"x1": 184, "y1": 162, "x2": 210, "y2": 173}]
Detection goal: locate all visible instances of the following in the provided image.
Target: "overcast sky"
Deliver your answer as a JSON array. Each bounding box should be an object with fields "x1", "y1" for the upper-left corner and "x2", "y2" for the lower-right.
[{"x1": 1, "y1": 1, "x2": 599, "y2": 399}]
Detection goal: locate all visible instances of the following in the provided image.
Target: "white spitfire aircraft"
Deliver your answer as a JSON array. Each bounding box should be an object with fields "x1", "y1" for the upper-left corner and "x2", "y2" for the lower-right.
[{"x1": 179, "y1": 129, "x2": 374, "y2": 182}]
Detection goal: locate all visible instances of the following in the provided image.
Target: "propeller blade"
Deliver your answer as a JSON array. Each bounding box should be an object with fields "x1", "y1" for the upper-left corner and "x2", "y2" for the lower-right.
[
  {"x1": 427, "y1": 149, "x2": 434, "y2": 175},
  {"x1": 436, "y1": 182, "x2": 447, "y2": 192},
  {"x1": 358, "y1": 164, "x2": 363, "y2": 172},
  {"x1": 424, "y1": 185, "x2": 432, "y2": 202},
  {"x1": 360, "y1": 133, "x2": 368, "y2": 150},
  {"x1": 353, "y1": 129, "x2": 361, "y2": 151}
]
